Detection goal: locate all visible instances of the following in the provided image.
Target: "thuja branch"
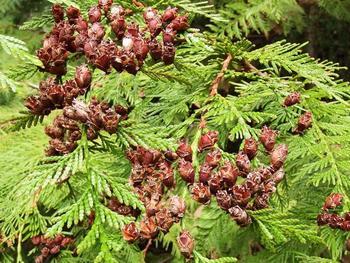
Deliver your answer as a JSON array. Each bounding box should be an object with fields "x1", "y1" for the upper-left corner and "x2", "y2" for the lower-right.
[{"x1": 210, "y1": 53, "x2": 233, "y2": 96}]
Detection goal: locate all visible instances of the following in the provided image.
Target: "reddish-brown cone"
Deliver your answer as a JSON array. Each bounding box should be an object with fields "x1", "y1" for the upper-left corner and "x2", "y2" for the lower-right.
[
  {"x1": 122, "y1": 222, "x2": 140, "y2": 242},
  {"x1": 178, "y1": 159, "x2": 195, "y2": 184},
  {"x1": 191, "y1": 183, "x2": 211, "y2": 204},
  {"x1": 284, "y1": 92, "x2": 301, "y2": 107},
  {"x1": 323, "y1": 193, "x2": 343, "y2": 210},
  {"x1": 260, "y1": 126, "x2": 277, "y2": 152},
  {"x1": 177, "y1": 230, "x2": 194, "y2": 259},
  {"x1": 140, "y1": 217, "x2": 159, "y2": 239},
  {"x1": 198, "y1": 130, "x2": 219, "y2": 152},
  {"x1": 243, "y1": 138, "x2": 258, "y2": 160},
  {"x1": 270, "y1": 144, "x2": 288, "y2": 171},
  {"x1": 295, "y1": 111, "x2": 312, "y2": 134}
]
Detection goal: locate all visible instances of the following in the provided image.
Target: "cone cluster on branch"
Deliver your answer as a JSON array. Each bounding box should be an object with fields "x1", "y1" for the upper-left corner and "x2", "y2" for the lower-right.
[
  {"x1": 38, "y1": 2, "x2": 188, "y2": 76},
  {"x1": 31, "y1": 234, "x2": 74, "y2": 263},
  {"x1": 317, "y1": 193, "x2": 350, "y2": 231},
  {"x1": 45, "y1": 98, "x2": 128, "y2": 156},
  {"x1": 25, "y1": 65, "x2": 91, "y2": 116},
  {"x1": 122, "y1": 147, "x2": 186, "y2": 242},
  {"x1": 176, "y1": 127, "x2": 288, "y2": 227}
]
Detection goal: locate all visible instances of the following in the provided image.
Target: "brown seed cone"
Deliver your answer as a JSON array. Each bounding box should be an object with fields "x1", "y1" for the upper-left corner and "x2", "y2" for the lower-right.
[
  {"x1": 163, "y1": 27, "x2": 176, "y2": 45},
  {"x1": 270, "y1": 144, "x2": 288, "y2": 171},
  {"x1": 253, "y1": 193, "x2": 270, "y2": 210},
  {"x1": 317, "y1": 213, "x2": 331, "y2": 226},
  {"x1": 169, "y1": 196, "x2": 186, "y2": 219},
  {"x1": 52, "y1": 4, "x2": 64, "y2": 23},
  {"x1": 75, "y1": 64, "x2": 92, "y2": 90},
  {"x1": 109, "y1": 5, "x2": 125, "y2": 21},
  {"x1": 340, "y1": 221, "x2": 350, "y2": 231},
  {"x1": 219, "y1": 161, "x2": 239, "y2": 187},
  {"x1": 295, "y1": 111, "x2": 312, "y2": 134},
  {"x1": 323, "y1": 193, "x2": 343, "y2": 210},
  {"x1": 88, "y1": 6, "x2": 102, "y2": 23},
  {"x1": 271, "y1": 168, "x2": 284, "y2": 184},
  {"x1": 41, "y1": 247, "x2": 50, "y2": 257},
  {"x1": 208, "y1": 172, "x2": 223, "y2": 194},
  {"x1": 148, "y1": 39, "x2": 163, "y2": 61},
  {"x1": 143, "y1": 7, "x2": 158, "y2": 22},
  {"x1": 177, "y1": 230, "x2": 194, "y2": 259},
  {"x1": 61, "y1": 237, "x2": 73, "y2": 247},
  {"x1": 228, "y1": 205, "x2": 252, "y2": 226},
  {"x1": 284, "y1": 92, "x2": 301, "y2": 107},
  {"x1": 155, "y1": 208, "x2": 174, "y2": 232},
  {"x1": 88, "y1": 22, "x2": 106, "y2": 42},
  {"x1": 31, "y1": 235, "x2": 42, "y2": 246},
  {"x1": 25, "y1": 96, "x2": 52, "y2": 115},
  {"x1": 45, "y1": 125, "x2": 64, "y2": 139},
  {"x1": 66, "y1": 6, "x2": 80, "y2": 22},
  {"x1": 191, "y1": 183, "x2": 211, "y2": 205},
  {"x1": 140, "y1": 217, "x2": 159, "y2": 239},
  {"x1": 198, "y1": 130, "x2": 219, "y2": 152},
  {"x1": 111, "y1": 17, "x2": 126, "y2": 40},
  {"x1": 178, "y1": 158, "x2": 195, "y2": 184},
  {"x1": 199, "y1": 163, "x2": 212, "y2": 184},
  {"x1": 176, "y1": 140, "x2": 192, "y2": 161},
  {"x1": 136, "y1": 147, "x2": 161, "y2": 166},
  {"x1": 122, "y1": 222, "x2": 139, "y2": 242},
  {"x1": 216, "y1": 190, "x2": 232, "y2": 210},
  {"x1": 98, "y1": 0, "x2": 113, "y2": 13},
  {"x1": 260, "y1": 126, "x2": 277, "y2": 152},
  {"x1": 231, "y1": 185, "x2": 251, "y2": 207},
  {"x1": 236, "y1": 151, "x2": 250, "y2": 175},
  {"x1": 162, "y1": 43, "x2": 176, "y2": 65},
  {"x1": 243, "y1": 138, "x2": 258, "y2": 160},
  {"x1": 168, "y1": 15, "x2": 189, "y2": 31},
  {"x1": 205, "y1": 149, "x2": 222, "y2": 168},
  {"x1": 50, "y1": 245, "x2": 61, "y2": 255},
  {"x1": 145, "y1": 196, "x2": 161, "y2": 217},
  {"x1": 162, "y1": 7, "x2": 178, "y2": 23}
]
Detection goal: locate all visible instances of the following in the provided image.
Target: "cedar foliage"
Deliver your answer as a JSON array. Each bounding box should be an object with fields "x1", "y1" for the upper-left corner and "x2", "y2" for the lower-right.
[{"x1": 0, "y1": 0, "x2": 350, "y2": 262}]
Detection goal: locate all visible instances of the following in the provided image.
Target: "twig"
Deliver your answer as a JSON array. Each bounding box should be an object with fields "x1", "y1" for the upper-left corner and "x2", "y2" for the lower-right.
[
  {"x1": 243, "y1": 60, "x2": 267, "y2": 77},
  {"x1": 143, "y1": 239, "x2": 152, "y2": 257},
  {"x1": 210, "y1": 54, "x2": 232, "y2": 96}
]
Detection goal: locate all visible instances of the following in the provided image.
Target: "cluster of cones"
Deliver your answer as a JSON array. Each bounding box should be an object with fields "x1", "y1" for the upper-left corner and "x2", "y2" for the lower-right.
[
  {"x1": 45, "y1": 98, "x2": 128, "y2": 156},
  {"x1": 38, "y1": 1, "x2": 188, "y2": 76},
  {"x1": 121, "y1": 147, "x2": 186, "y2": 243},
  {"x1": 31, "y1": 234, "x2": 74, "y2": 263},
  {"x1": 176, "y1": 127, "x2": 288, "y2": 226},
  {"x1": 317, "y1": 193, "x2": 350, "y2": 231}
]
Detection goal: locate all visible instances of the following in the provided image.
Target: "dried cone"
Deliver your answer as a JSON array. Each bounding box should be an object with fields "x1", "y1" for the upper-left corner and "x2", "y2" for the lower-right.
[
  {"x1": 216, "y1": 190, "x2": 232, "y2": 210},
  {"x1": 122, "y1": 222, "x2": 139, "y2": 242},
  {"x1": 75, "y1": 64, "x2": 92, "y2": 90},
  {"x1": 317, "y1": 213, "x2": 331, "y2": 226},
  {"x1": 162, "y1": 7, "x2": 178, "y2": 23},
  {"x1": 270, "y1": 144, "x2": 288, "y2": 171},
  {"x1": 191, "y1": 183, "x2": 211, "y2": 204},
  {"x1": 208, "y1": 172, "x2": 222, "y2": 194},
  {"x1": 284, "y1": 92, "x2": 301, "y2": 107},
  {"x1": 229, "y1": 205, "x2": 252, "y2": 226},
  {"x1": 341, "y1": 221, "x2": 350, "y2": 231},
  {"x1": 88, "y1": 6, "x2": 102, "y2": 23},
  {"x1": 198, "y1": 130, "x2": 219, "y2": 152},
  {"x1": 177, "y1": 230, "x2": 194, "y2": 259},
  {"x1": 232, "y1": 185, "x2": 251, "y2": 206},
  {"x1": 205, "y1": 149, "x2": 222, "y2": 168},
  {"x1": 236, "y1": 151, "x2": 250, "y2": 175},
  {"x1": 295, "y1": 111, "x2": 312, "y2": 134},
  {"x1": 169, "y1": 15, "x2": 189, "y2": 31},
  {"x1": 323, "y1": 193, "x2": 343, "y2": 210},
  {"x1": 140, "y1": 217, "x2": 159, "y2": 239},
  {"x1": 219, "y1": 161, "x2": 238, "y2": 187},
  {"x1": 178, "y1": 159, "x2": 195, "y2": 184},
  {"x1": 260, "y1": 126, "x2": 277, "y2": 152},
  {"x1": 176, "y1": 140, "x2": 192, "y2": 161},
  {"x1": 199, "y1": 163, "x2": 212, "y2": 184},
  {"x1": 243, "y1": 138, "x2": 258, "y2": 160},
  {"x1": 155, "y1": 208, "x2": 174, "y2": 232},
  {"x1": 98, "y1": 0, "x2": 113, "y2": 13},
  {"x1": 52, "y1": 4, "x2": 64, "y2": 23},
  {"x1": 31, "y1": 235, "x2": 42, "y2": 246},
  {"x1": 169, "y1": 196, "x2": 186, "y2": 219},
  {"x1": 253, "y1": 193, "x2": 270, "y2": 210}
]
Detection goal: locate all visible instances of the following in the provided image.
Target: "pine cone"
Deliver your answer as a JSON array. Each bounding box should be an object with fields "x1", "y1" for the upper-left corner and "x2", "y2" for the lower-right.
[
  {"x1": 323, "y1": 193, "x2": 343, "y2": 210},
  {"x1": 219, "y1": 161, "x2": 239, "y2": 187},
  {"x1": 163, "y1": 28, "x2": 176, "y2": 45},
  {"x1": 168, "y1": 15, "x2": 189, "y2": 31},
  {"x1": 169, "y1": 196, "x2": 186, "y2": 219},
  {"x1": 260, "y1": 126, "x2": 277, "y2": 152},
  {"x1": 52, "y1": 4, "x2": 64, "y2": 23},
  {"x1": 88, "y1": 6, "x2": 102, "y2": 23},
  {"x1": 295, "y1": 111, "x2": 312, "y2": 134},
  {"x1": 122, "y1": 222, "x2": 140, "y2": 242},
  {"x1": 284, "y1": 92, "x2": 301, "y2": 107},
  {"x1": 271, "y1": 168, "x2": 285, "y2": 184},
  {"x1": 177, "y1": 230, "x2": 194, "y2": 259},
  {"x1": 75, "y1": 64, "x2": 92, "y2": 90},
  {"x1": 111, "y1": 17, "x2": 126, "y2": 39},
  {"x1": 176, "y1": 140, "x2": 192, "y2": 161},
  {"x1": 88, "y1": 22, "x2": 105, "y2": 42},
  {"x1": 155, "y1": 208, "x2": 174, "y2": 232},
  {"x1": 162, "y1": 7, "x2": 178, "y2": 23},
  {"x1": 178, "y1": 159, "x2": 195, "y2": 184},
  {"x1": 232, "y1": 185, "x2": 251, "y2": 206},
  {"x1": 216, "y1": 190, "x2": 232, "y2": 210},
  {"x1": 253, "y1": 193, "x2": 270, "y2": 210},
  {"x1": 66, "y1": 6, "x2": 80, "y2": 24},
  {"x1": 243, "y1": 138, "x2": 258, "y2": 160},
  {"x1": 236, "y1": 151, "x2": 250, "y2": 175},
  {"x1": 191, "y1": 183, "x2": 211, "y2": 204},
  {"x1": 229, "y1": 206, "x2": 252, "y2": 226},
  {"x1": 140, "y1": 217, "x2": 159, "y2": 239},
  {"x1": 198, "y1": 130, "x2": 219, "y2": 152},
  {"x1": 199, "y1": 163, "x2": 212, "y2": 184},
  {"x1": 208, "y1": 172, "x2": 223, "y2": 194},
  {"x1": 270, "y1": 144, "x2": 288, "y2": 171},
  {"x1": 205, "y1": 149, "x2": 222, "y2": 168}
]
